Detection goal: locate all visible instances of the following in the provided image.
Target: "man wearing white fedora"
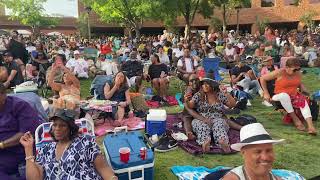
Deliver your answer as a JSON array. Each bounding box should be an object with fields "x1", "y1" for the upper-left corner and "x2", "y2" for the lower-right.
[{"x1": 222, "y1": 123, "x2": 285, "y2": 180}]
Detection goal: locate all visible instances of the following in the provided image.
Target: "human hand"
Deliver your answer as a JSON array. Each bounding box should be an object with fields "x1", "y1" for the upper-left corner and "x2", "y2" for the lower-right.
[
  {"x1": 219, "y1": 85, "x2": 227, "y2": 93},
  {"x1": 20, "y1": 131, "x2": 34, "y2": 150},
  {"x1": 118, "y1": 102, "x2": 127, "y2": 108},
  {"x1": 263, "y1": 93, "x2": 271, "y2": 102},
  {"x1": 3, "y1": 81, "x2": 9, "y2": 88}
]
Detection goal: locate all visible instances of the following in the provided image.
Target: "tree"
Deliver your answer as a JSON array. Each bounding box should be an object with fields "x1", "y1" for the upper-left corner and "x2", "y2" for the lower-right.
[
  {"x1": 300, "y1": 11, "x2": 318, "y2": 32},
  {"x1": 0, "y1": 0, "x2": 60, "y2": 36},
  {"x1": 154, "y1": 0, "x2": 214, "y2": 40},
  {"x1": 81, "y1": 0, "x2": 154, "y2": 39},
  {"x1": 77, "y1": 13, "x2": 89, "y2": 38},
  {"x1": 255, "y1": 15, "x2": 270, "y2": 34},
  {"x1": 212, "y1": 0, "x2": 250, "y2": 34}
]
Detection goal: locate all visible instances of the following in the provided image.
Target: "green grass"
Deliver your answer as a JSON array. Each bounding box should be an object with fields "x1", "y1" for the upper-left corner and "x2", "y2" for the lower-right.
[{"x1": 80, "y1": 68, "x2": 320, "y2": 179}]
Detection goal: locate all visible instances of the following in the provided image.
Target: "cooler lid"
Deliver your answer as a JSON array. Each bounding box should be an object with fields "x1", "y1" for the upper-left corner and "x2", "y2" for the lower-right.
[{"x1": 103, "y1": 131, "x2": 154, "y2": 170}]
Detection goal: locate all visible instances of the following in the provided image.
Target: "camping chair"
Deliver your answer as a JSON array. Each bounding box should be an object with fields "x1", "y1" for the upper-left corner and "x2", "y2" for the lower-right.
[
  {"x1": 202, "y1": 57, "x2": 224, "y2": 81},
  {"x1": 35, "y1": 118, "x2": 95, "y2": 152},
  {"x1": 90, "y1": 75, "x2": 113, "y2": 100}
]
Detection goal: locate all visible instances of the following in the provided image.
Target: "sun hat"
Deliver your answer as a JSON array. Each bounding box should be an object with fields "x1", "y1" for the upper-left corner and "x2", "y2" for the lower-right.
[
  {"x1": 201, "y1": 77, "x2": 220, "y2": 91},
  {"x1": 231, "y1": 123, "x2": 285, "y2": 151},
  {"x1": 50, "y1": 109, "x2": 77, "y2": 122}
]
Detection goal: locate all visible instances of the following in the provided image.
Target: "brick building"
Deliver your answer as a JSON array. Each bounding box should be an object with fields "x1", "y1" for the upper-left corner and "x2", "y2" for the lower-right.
[{"x1": 1, "y1": 0, "x2": 320, "y2": 35}]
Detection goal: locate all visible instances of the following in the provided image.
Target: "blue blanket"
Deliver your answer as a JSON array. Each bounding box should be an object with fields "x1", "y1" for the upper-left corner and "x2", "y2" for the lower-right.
[{"x1": 171, "y1": 165, "x2": 305, "y2": 180}]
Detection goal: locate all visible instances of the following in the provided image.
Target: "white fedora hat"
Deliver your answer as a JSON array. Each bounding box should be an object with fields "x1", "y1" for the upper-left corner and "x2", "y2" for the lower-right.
[{"x1": 231, "y1": 123, "x2": 285, "y2": 151}]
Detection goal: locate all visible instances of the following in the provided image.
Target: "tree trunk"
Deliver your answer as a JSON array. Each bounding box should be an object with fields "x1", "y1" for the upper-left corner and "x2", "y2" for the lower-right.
[
  {"x1": 222, "y1": 4, "x2": 227, "y2": 35},
  {"x1": 184, "y1": 23, "x2": 191, "y2": 41},
  {"x1": 236, "y1": 9, "x2": 240, "y2": 36},
  {"x1": 134, "y1": 27, "x2": 140, "y2": 40}
]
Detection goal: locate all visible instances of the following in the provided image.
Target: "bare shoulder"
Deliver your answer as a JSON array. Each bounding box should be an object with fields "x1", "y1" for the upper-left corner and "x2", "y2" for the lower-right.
[{"x1": 221, "y1": 171, "x2": 239, "y2": 180}]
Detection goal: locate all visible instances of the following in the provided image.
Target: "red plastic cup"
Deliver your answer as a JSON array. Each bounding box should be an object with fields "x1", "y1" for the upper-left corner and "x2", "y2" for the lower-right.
[{"x1": 119, "y1": 147, "x2": 130, "y2": 163}]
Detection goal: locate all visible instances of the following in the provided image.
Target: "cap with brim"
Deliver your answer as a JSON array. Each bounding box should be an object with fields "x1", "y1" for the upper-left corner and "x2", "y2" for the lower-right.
[
  {"x1": 246, "y1": 55, "x2": 253, "y2": 59},
  {"x1": 231, "y1": 123, "x2": 285, "y2": 151},
  {"x1": 50, "y1": 109, "x2": 76, "y2": 122},
  {"x1": 3, "y1": 51, "x2": 13, "y2": 57},
  {"x1": 74, "y1": 50, "x2": 80, "y2": 55}
]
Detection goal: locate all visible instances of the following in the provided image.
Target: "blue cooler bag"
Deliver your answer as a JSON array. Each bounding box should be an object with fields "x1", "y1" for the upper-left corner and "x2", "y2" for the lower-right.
[{"x1": 103, "y1": 127, "x2": 154, "y2": 180}]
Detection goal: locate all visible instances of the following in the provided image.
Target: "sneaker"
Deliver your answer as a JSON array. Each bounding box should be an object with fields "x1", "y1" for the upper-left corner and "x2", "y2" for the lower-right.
[
  {"x1": 155, "y1": 134, "x2": 178, "y2": 152},
  {"x1": 247, "y1": 99, "x2": 252, "y2": 106},
  {"x1": 258, "y1": 89, "x2": 264, "y2": 97},
  {"x1": 262, "y1": 100, "x2": 273, "y2": 107}
]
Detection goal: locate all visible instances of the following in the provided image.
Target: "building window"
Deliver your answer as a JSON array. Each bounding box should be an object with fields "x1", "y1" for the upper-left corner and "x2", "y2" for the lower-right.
[
  {"x1": 309, "y1": 0, "x2": 320, "y2": 3},
  {"x1": 261, "y1": 0, "x2": 275, "y2": 7},
  {"x1": 284, "y1": 0, "x2": 298, "y2": 5}
]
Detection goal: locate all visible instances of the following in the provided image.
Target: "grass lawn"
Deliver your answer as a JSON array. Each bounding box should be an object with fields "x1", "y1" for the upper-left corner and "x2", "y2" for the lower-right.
[{"x1": 79, "y1": 68, "x2": 320, "y2": 179}]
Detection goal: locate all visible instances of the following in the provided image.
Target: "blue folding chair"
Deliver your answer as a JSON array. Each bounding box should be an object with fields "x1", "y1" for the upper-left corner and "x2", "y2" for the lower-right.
[{"x1": 202, "y1": 57, "x2": 223, "y2": 81}]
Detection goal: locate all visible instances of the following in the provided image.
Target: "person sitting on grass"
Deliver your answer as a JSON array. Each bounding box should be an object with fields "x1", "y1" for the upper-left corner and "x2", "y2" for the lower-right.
[
  {"x1": 186, "y1": 77, "x2": 238, "y2": 153},
  {"x1": 260, "y1": 58, "x2": 317, "y2": 135},
  {"x1": 222, "y1": 123, "x2": 285, "y2": 180},
  {"x1": 260, "y1": 56, "x2": 278, "y2": 107},
  {"x1": 177, "y1": 47, "x2": 199, "y2": 83},
  {"x1": 20, "y1": 109, "x2": 116, "y2": 180},
  {"x1": 148, "y1": 54, "x2": 169, "y2": 101},
  {"x1": 66, "y1": 50, "x2": 89, "y2": 79},
  {"x1": 104, "y1": 71, "x2": 131, "y2": 123},
  {"x1": 48, "y1": 57, "x2": 81, "y2": 111},
  {"x1": 0, "y1": 82, "x2": 42, "y2": 179},
  {"x1": 182, "y1": 74, "x2": 201, "y2": 140}
]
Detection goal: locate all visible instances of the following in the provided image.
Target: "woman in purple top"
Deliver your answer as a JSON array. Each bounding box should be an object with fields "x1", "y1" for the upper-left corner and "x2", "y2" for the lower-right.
[
  {"x1": 20, "y1": 109, "x2": 116, "y2": 180},
  {"x1": 0, "y1": 82, "x2": 42, "y2": 180}
]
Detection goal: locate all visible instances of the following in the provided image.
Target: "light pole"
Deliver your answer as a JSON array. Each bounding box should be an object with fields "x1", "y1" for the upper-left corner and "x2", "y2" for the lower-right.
[
  {"x1": 235, "y1": 5, "x2": 241, "y2": 37},
  {"x1": 85, "y1": 6, "x2": 92, "y2": 41}
]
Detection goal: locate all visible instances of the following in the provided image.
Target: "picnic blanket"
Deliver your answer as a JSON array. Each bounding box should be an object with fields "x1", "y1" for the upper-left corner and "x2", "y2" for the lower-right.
[
  {"x1": 94, "y1": 117, "x2": 145, "y2": 136},
  {"x1": 171, "y1": 165, "x2": 306, "y2": 180},
  {"x1": 167, "y1": 114, "x2": 240, "y2": 155}
]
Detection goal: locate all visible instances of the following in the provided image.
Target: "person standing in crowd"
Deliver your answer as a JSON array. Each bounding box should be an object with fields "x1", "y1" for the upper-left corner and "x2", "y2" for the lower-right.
[{"x1": 4, "y1": 31, "x2": 28, "y2": 77}]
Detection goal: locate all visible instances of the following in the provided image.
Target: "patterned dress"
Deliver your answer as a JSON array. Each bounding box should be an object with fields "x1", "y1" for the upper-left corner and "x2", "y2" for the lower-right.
[
  {"x1": 36, "y1": 135, "x2": 103, "y2": 180},
  {"x1": 191, "y1": 91, "x2": 230, "y2": 146}
]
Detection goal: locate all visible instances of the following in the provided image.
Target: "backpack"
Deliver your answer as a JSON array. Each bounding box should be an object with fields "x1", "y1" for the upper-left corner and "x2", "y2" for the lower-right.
[{"x1": 230, "y1": 114, "x2": 257, "y2": 126}]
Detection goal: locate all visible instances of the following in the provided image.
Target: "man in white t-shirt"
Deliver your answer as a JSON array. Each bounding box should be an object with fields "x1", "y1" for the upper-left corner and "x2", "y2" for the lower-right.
[
  {"x1": 223, "y1": 42, "x2": 239, "y2": 68},
  {"x1": 66, "y1": 50, "x2": 88, "y2": 78},
  {"x1": 157, "y1": 46, "x2": 170, "y2": 65},
  {"x1": 58, "y1": 44, "x2": 71, "y2": 60},
  {"x1": 177, "y1": 48, "x2": 198, "y2": 82}
]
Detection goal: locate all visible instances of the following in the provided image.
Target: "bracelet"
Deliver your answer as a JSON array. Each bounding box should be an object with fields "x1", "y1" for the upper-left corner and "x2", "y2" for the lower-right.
[
  {"x1": 25, "y1": 156, "x2": 35, "y2": 162},
  {"x1": 0, "y1": 142, "x2": 4, "y2": 149},
  {"x1": 110, "y1": 175, "x2": 118, "y2": 180}
]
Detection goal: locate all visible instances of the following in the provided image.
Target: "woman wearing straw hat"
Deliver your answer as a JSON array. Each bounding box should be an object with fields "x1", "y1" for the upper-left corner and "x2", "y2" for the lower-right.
[
  {"x1": 222, "y1": 123, "x2": 285, "y2": 180},
  {"x1": 186, "y1": 77, "x2": 237, "y2": 153}
]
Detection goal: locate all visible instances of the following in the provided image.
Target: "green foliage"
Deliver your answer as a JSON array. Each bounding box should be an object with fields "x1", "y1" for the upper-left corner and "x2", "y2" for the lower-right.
[
  {"x1": 300, "y1": 11, "x2": 318, "y2": 31},
  {"x1": 209, "y1": 17, "x2": 223, "y2": 31},
  {"x1": 0, "y1": 0, "x2": 60, "y2": 32},
  {"x1": 256, "y1": 15, "x2": 270, "y2": 34},
  {"x1": 81, "y1": 0, "x2": 154, "y2": 38},
  {"x1": 77, "y1": 13, "x2": 89, "y2": 38},
  {"x1": 154, "y1": 0, "x2": 214, "y2": 38}
]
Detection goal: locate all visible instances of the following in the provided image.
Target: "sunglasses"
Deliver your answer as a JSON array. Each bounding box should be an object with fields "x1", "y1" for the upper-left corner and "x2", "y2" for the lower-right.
[
  {"x1": 189, "y1": 79, "x2": 199, "y2": 82},
  {"x1": 293, "y1": 68, "x2": 301, "y2": 72}
]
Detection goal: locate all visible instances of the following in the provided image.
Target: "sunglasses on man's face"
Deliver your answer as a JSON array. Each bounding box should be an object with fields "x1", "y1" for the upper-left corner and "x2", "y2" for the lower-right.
[
  {"x1": 293, "y1": 68, "x2": 301, "y2": 72},
  {"x1": 189, "y1": 79, "x2": 199, "y2": 82}
]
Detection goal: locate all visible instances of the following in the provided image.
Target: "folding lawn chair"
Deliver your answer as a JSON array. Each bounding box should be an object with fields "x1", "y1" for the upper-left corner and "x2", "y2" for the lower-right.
[
  {"x1": 35, "y1": 119, "x2": 95, "y2": 152},
  {"x1": 202, "y1": 57, "x2": 224, "y2": 81}
]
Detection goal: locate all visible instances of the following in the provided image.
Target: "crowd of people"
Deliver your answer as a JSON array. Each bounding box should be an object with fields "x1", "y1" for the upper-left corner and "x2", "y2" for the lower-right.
[{"x1": 0, "y1": 26, "x2": 319, "y2": 179}]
